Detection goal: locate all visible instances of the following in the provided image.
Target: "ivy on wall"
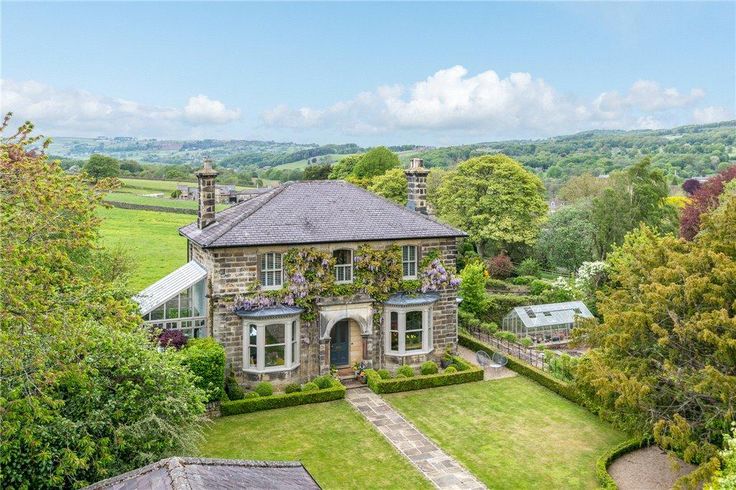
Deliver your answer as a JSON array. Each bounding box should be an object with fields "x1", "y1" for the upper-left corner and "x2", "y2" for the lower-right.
[{"x1": 233, "y1": 245, "x2": 460, "y2": 321}]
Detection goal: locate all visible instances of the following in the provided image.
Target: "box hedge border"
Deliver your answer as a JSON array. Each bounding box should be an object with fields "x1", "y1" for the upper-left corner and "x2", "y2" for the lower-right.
[
  {"x1": 220, "y1": 378, "x2": 346, "y2": 416},
  {"x1": 459, "y1": 332, "x2": 581, "y2": 404},
  {"x1": 364, "y1": 356, "x2": 483, "y2": 394},
  {"x1": 595, "y1": 437, "x2": 651, "y2": 489}
]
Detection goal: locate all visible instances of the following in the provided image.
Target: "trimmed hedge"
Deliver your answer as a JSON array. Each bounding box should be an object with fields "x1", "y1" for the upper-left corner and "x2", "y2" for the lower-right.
[
  {"x1": 220, "y1": 378, "x2": 346, "y2": 416},
  {"x1": 179, "y1": 338, "x2": 226, "y2": 403},
  {"x1": 365, "y1": 356, "x2": 483, "y2": 394},
  {"x1": 595, "y1": 437, "x2": 651, "y2": 489},
  {"x1": 459, "y1": 333, "x2": 581, "y2": 404}
]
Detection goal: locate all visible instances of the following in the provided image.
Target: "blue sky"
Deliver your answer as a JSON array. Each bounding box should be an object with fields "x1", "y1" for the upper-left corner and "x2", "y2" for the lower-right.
[{"x1": 2, "y1": 1, "x2": 734, "y2": 145}]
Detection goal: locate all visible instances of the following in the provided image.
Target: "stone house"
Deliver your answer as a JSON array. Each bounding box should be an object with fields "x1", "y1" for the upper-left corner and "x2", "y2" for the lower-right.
[{"x1": 136, "y1": 158, "x2": 466, "y2": 385}]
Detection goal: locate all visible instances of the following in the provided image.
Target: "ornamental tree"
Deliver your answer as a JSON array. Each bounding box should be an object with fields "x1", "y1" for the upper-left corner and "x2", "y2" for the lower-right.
[
  {"x1": 680, "y1": 165, "x2": 736, "y2": 240},
  {"x1": 682, "y1": 178, "x2": 702, "y2": 196},
  {"x1": 434, "y1": 154, "x2": 547, "y2": 256}
]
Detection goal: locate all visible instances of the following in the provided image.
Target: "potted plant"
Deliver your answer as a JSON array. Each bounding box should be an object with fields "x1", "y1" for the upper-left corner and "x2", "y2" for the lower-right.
[
  {"x1": 353, "y1": 361, "x2": 363, "y2": 379},
  {"x1": 440, "y1": 346, "x2": 453, "y2": 369}
]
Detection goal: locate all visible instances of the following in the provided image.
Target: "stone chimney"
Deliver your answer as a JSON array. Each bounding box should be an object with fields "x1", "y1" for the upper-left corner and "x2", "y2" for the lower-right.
[
  {"x1": 405, "y1": 158, "x2": 429, "y2": 214},
  {"x1": 196, "y1": 158, "x2": 218, "y2": 229}
]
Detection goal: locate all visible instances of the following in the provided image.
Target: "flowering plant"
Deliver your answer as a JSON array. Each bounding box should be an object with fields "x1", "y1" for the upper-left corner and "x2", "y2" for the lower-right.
[{"x1": 421, "y1": 258, "x2": 461, "y2": 292}]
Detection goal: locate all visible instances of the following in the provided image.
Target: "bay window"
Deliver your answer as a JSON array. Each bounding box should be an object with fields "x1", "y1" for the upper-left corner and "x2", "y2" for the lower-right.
[
  {"x1": 334, "y1": 249, "x2": 353, "y2": 283},
  {"x1": 402, "y1": 245, "x2": 418, "y2": 279},
  {"x1": 384, "y1": 306, "x2": 433, "y2": 355},
  {"x1": 243, "y1": 317, "x2": 300, "y2": 372}
]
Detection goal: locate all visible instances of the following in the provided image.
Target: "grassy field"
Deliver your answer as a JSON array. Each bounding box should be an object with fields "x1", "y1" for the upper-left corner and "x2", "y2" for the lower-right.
[
  {"x1": 97, "y1": 206, "x2": 192, "y2": 291},
  {"x1": 199, "y1": 401, "x2": 431, "y2": 490},
  {"x1": 385, "y1": 376, "x2": 628, "y2": 489}
]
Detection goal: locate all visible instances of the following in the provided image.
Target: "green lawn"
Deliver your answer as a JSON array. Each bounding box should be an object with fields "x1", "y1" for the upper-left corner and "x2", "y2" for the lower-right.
[
  {"x1": 385, "y1": 377, "x2": 628, "y2": 490},
  {"x1": 198, "y1": 401, "x2": 432, "y2": 490},
  {"x1": 97, "y1": 206, "x2": 192, "y2": 291}
]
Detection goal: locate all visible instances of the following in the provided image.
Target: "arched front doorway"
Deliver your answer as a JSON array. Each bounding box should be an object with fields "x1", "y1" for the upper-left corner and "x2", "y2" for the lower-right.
[{"x1": 329, "y1": 319, "x2": 350, "y2": 367}]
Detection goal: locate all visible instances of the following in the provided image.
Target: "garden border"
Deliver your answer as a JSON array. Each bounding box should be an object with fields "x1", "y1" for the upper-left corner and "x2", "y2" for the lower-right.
[
  {"x1": 220, "y1": 379, "x2": 346, "y2": 416},
  {"x1": 595, "y1": 437, "x2": 652, "y2": 489},
  {"x1": 364, "y1": 356, "x2": 483, "y2": 394}
]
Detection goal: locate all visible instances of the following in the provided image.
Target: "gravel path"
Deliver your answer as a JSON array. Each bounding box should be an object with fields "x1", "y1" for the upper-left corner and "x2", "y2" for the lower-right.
[{"x1": 608, "y1": 446, "x2": 698, "y2": 490}]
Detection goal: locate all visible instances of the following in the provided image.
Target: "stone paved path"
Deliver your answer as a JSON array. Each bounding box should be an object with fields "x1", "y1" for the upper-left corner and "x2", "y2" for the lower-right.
[{"x1": 346, "y1": 387, "x2": 487, "y2": 490}]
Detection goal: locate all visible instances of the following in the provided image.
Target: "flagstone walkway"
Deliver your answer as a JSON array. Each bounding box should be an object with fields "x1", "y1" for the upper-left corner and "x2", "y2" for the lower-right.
[{"x1": 346, "y1": 387, "x2": 486, "y2": 490}]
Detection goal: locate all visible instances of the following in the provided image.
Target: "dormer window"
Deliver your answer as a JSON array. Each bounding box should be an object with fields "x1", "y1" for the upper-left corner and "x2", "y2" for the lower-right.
[
  {"x1": 402, "y1": 245, "x2": 418, "y2": 279},
  {"x1": 260, "y1": 252, "x2": 283, "y2": 290},
  {"x1": 334, "y1": 249, "x2": 353, "y2": 284}
]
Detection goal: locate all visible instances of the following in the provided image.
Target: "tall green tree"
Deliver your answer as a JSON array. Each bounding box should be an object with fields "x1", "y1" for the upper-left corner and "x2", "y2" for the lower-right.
[
  {"x1": 0, "y1": 116, "x2": 205, "y2": 488},
  {"x1": 535, "y1": 204, "x2": 596, "y2": 271},
  {"x1": 367, "y1": 168, "x2": 407, "y2": 205},
  {"x1": 303, "y1": 162, "x2": 332, "y2": 180},
  {"x1": 84, "y1": 153, "x2": 120, "y2": 181},
  {"x1": 573, "y1": 196, "x2": 736, "y2": 485},
  {"x1": 434, "y1": 154, "x2": 547, "y2": 256},
  {"x1": 329, "y1": 154, "x2": 361, "y2": 180},
  {"x1": 352, "y1": 146, "x2": 399, "y2": 180}
]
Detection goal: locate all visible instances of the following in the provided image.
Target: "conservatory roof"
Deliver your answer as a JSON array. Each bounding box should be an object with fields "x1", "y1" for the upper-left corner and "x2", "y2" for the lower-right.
[
  {"x1": 508, "y1": 301, "x2": 593, "y2": 329},
  {"x1": 235, "y1": 305, "x2": 304, "y2": 319},
  {"x1": 385, "y1": 292, "x2": 440, "y2": 306},
  {"x1": 134, "y1": 261, "x2": 207, "y2": 316}
]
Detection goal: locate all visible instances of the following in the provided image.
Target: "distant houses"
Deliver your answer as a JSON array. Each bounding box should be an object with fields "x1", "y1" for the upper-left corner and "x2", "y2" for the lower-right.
[{"x1": 176, "y1": 184, "x2": 272, "y2": 204}]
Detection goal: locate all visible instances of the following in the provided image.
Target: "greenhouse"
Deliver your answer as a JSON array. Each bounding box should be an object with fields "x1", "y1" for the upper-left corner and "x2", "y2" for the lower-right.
[{"x1": 501, "y1": 301, "x2": 593, "y2": 345}]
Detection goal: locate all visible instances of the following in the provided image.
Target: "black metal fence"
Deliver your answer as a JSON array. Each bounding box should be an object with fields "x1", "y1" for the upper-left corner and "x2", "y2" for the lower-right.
[{"x1": 467, "y1": 326, "x2": 549, "y2": 373}]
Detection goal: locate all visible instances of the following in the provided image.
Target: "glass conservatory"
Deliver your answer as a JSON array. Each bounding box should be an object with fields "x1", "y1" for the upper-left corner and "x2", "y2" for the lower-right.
[{"x1": 501, "y1": 301, "x2": 593, "y2": 345}]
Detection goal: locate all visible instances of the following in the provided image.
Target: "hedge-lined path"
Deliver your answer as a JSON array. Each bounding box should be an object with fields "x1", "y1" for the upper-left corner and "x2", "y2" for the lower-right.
[
  {"x1": 457, "y1": 345, "x2": 516, "y2": 380},
  {"x1": 346, "y1": 387, "x2": 487, "y2": 490},
  {"x1": 608, "y1": 446, "x2": 697, "y2": 490}
]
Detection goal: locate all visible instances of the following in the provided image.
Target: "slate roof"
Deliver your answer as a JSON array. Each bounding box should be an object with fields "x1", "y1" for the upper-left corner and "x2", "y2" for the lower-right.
[
  {"x1": 235, "y1": 305, "x2": 304, "y2": 319},
  {"x1": 84, "y1": 457, "x2": 320, "y2": 490},
  {"x1": 506, "y1": 301, "x2": 593, "y2": 329},
  {"x1": 133, "y1": 261, "x2": 207, "y2": 315},
  {"x1": 180, "y1": 180, "x2": 466, "y2": 248},
  {"x1": 385, "y1": 292, "x2": 440, "y2": 306}
]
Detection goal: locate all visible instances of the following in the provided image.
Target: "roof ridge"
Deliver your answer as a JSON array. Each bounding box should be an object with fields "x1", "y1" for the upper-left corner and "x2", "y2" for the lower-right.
[
  {"x1": 337, "y1": 180, "x2": 465, "y2": 236},
  {"x1": 201, "y1": 185, "x2": 287, "y2": 247}
]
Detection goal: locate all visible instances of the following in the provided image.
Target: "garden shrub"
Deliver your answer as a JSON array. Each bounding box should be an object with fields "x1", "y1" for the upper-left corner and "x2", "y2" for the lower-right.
[
  {"x1": 530, "y1": 279, "x2": 552, "y2": 296},
  {"x1": 284, "y1": 383, "x2": 301, "y2": 394},
  {"x1": 486, "y1": 278, "x2": 508, "y2": 290},
  {"x1": 377, "y1": 369, "x2": 392, "y2": 379},
  {"x1": 479, "y1": 322, "x2": 498, "y2": 334},
  {"x1": 516, "y1": 258, "x2": 541, "y2": 277},
  {"x1": 420, "y1": 361, "x2": 438, "y2": 375},
  {"x1": 179, "y1": 338, "x2": 226, "y2": 402},
  {"x1": 221, "y1": 378, "x2": 346, "y2": 416},
  {"x1": 520, "y1": 337, "x2": 533, "y2": 347},
  {"x1": 224, "y1": 373, "x2": 245, "y2": 401},
  {"x1": 365, "y1": 357, "x2": 482, "y2": 394},
  {"x1": 245, "y1": 391, "x2": 260, "y2": 399},
  {"x1": 254, "y1": 382, "x2": 273, "y2": 397},
  {"x1": 313, "y1": 375, "x2": 332, "y2": 390},
  {"x1": 459, "y1": 260, "x2": 488, "y2": 316},
  {"x1": 302, "y1": 382, "x2": 319, "y2": 392},
  {"x1": 395, "y1": 373, "x2": 407, "y2": 378},
  {"x1": 510, "y1": 275, "x2": 536, "y2": 286},
  {"x1": 397, "y1": 365, "x2": 415, "y2": 377},
  {"x1": 596, "y1": 437, "x2": 651, "y2": 489},
  {"x1": 158, "y1": 329, "x2": 188, "y2": 350},
  {"x1": 485, "y1": 293, "x2": 538, "y2": 324},
  {"x1": 494, "y1": 331, "x2": 517, "y2": 342},
  {"x1": 487, "y1": 252, "x2": 514, "y2": 278}
]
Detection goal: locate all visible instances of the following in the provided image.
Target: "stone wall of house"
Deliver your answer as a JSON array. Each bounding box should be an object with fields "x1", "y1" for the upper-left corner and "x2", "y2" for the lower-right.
[{"x1": 190, "y1": 236, "x2": 459, "y2": 386}]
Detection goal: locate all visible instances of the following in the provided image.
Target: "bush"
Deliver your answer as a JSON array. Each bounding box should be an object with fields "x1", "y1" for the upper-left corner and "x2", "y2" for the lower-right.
[
  {"x1": 510, "y1": 275, "x2": 536, "y2": 285},
  {"x1": 365, "y1": 357, "x2": 483, "y2": 394},
  {"x1": 254, "y1": 382, "x2": 273, "y2": 397},
  {"x1": 158, "y1": 329, "x2": 188, "y2": 350},
  {"x1": 596, "y1": 438, "x2": 651, "y2": 489},
  {"x1": 459, "y1": 260, "x2": 488, "y2": 316},
  {"x1": 302, "y1": 382, "x2": 319, "y2": 392},
  {"x1": 530, "y1": 279, "x2": 552, "y2": 296},
  {"x1": 397, "y1": 365, "x2": 415, "y2": 377},
  {"x1": 479, "y1": 322, "x2": 498, "y2": 334},
  {"x1": 225, "y1": 374, "x2": 245, "y2": 401},
  {"x1": 221, "y1": 379, "x2": 346, "y2": 416},
  {"x1": 485, "y1": 293, "x2": 538, "y2": 324},
  {"x1": 284, "y1": 383, "x2": 301, "y2": 394},
  {"x1": 494, "y1": 331, "x2": 517, "y2": 342},
  {"x1": 486, "y1": 278, "x2": 509, "y2": 290},
  {"x1": 520, "y1": 337, "x2": 533, "y2": 347},
  {"x1": 516, "y1": 258, "x2": 541, "y2": 277},
  {"x1": 245, "y1": 391, "x2": 260, "y2": 399},
  {"x1": 377, "y1": 369, "x2": 392, "y2": 379},
  {"x1": 487, "y1": 252, "x2": 514, "y2": 279},
  {"x1": 420, "y1": 361, "x2": 438, "y2": 375},
  {"x1": 313, "y1": 375, "x2": 333, "y2": 390},
  {"x1": 179, "y1": 338, "x2": 226, "y2": 402}
]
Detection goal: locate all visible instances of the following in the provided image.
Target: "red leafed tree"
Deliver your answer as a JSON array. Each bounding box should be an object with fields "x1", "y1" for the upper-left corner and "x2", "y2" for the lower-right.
[
  {"x1": 680, "y1": 166, "x2": 736, "y2": 240},
  {"x1": 682, "y1": 178, "x2": 702, "y2": 195}
]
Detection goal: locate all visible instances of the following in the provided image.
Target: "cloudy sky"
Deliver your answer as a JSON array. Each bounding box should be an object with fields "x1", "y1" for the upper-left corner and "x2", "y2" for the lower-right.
[{"x1": 1, "y1": 2, "x2": 734, "y2": 145}]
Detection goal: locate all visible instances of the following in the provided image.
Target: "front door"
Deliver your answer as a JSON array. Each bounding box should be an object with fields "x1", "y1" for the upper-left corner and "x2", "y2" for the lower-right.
[{"x1": 330, "y1": 320, "x2": 350, "y2": 367}]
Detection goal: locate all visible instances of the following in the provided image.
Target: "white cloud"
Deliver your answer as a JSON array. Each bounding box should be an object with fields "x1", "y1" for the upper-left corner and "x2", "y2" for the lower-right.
[
  {"x1": 692, "y1": 105, "x2": 733, "y2": 124},
  {"x1": 0, "y1": 79, "x2": 241, "y2": 137},
  {"x1": 262, "y1": 66, "x2": 715, "y2": 139}
]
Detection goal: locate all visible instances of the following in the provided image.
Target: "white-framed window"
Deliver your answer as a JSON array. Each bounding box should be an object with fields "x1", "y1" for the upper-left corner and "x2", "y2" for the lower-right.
[
  {"x1": 384, "y1": 306, "x2": 433, "y2": 355},
  {"x1": 143, "y1": 281, "x2": 206, "y2": 338},
  {"x1": 333, "y1": 249, "x2": 353, "y2": 284},
  {"x1": 244, "y1": 317, "x2": 300, "y2": 372},
  {"x1": 402, "y1": 245, "x2": 418, "y2": 279},
  {"x1": 260, "y1": 252, "x2": 283, "y2": 289}
]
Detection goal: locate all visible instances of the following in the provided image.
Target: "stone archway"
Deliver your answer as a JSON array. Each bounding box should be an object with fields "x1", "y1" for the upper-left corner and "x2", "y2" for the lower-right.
[{"x1": 317, "y1": 299, "x2": 373, "y2": 373}]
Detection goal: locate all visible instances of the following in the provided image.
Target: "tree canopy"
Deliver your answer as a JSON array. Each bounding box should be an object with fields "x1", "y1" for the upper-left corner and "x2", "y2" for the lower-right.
[
  {"x1": 367, "y1": 168, "x2": 407, "y2": 205},
  {"x1": 84, "y1": 153, "x2": 121, "y2": 181},
  {"x1": 535, "y1": 204, "x2": 596, "y2": 271},
  {"x1": 352, "y1": 146, "x2": 400, "y2": 180},
  {"x1": 680, "y1": 165, "x2": 736, "y2": 240},
  {"x1": 434, "y1": 154, "x2": 547, "y2": 256}
]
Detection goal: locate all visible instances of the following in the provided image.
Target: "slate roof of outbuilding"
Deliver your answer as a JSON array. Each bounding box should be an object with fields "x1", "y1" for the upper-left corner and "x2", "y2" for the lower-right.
[
  {"x1": 84, "y1": 457, "x2": 320, "y2": 490},
  {"x1": 179, "y1": 180, "x2": 466, "y2": 248}
]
